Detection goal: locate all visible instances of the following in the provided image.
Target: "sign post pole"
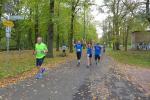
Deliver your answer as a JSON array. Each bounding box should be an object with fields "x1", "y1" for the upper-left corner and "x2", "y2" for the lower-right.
[
  {"x1": 6, "y1": 14, "x2": 11, "y2": 53},
  {"x1": 6, "y1": 26, "x2": 11, "y2": 53},
  {"x1": 3, "y1": 15, "x2": 23, "y2": 53}
]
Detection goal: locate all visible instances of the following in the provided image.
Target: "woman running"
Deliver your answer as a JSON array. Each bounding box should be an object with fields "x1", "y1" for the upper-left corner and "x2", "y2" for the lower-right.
[{"x1": 86, "y1": 42, "x2": 93, "y2": 68}]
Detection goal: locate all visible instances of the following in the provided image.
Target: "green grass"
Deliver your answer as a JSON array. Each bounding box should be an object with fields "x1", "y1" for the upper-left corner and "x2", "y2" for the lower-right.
[
  {"x1": 107, "y1": 50, "x2": 150, "y2": 68},
  {"x1": 0, "y1": 50, "x2": 73, "y2": 79}
]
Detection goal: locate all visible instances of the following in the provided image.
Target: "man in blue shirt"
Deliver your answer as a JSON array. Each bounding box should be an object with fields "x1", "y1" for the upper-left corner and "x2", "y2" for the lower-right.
[
  {"x1": 94, "y1": 43, "x2": 101, "y2": 65},
  {"x1": 74, "y1": 41, "x2": 83, "y2": 66}
]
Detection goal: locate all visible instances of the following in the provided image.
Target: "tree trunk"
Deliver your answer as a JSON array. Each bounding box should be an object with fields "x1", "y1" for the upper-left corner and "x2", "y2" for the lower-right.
[
  {"x1": 12, "y1": 0, "x2": 20, "y2": 50},
  {"x1": 0, "y1": 0, "x2": 3, "y2": 49},
  {"x1": 146, "y1": 0, "x2": 150, "y2": 22},
  {"x1": 69, "y1": 4, "x2": 75, "y2": 53},
  {"x1": 69, "y1": 14, "x2": 74, "y2": 53},
  {"x1": 45, "y1": 34, "x2": 48, "y2": 44},
  {"x1": 56, "y1": 0, "x2": 60, "y2": 51},
  {"x1": 114, "y1": 16, "x2": 120, "y2": 50},
  {"x1": 0, "y1": 0, "x2": 2, "y2": 44},
  {"x1": 107, "y1": 32, "x2": 111, "y2": 48},
  {"x1": 83, "y1": 3, "x2": 86, "y2": 40},
  {"x1": 47, "y1": 0, "x2": 54, "y2": 58},
  {"x1": 122, "y1": 31, "x2": 125, "y2": 48},
  {"x1": 28, "y1": 8, "x2": 33, "y2": 49},
  {"x1": 124, "y1": 25, "x2": 129, "y2": 51},
  {"x1": 116, "y1": 0, "x2": 121, "y2": 50},
  {"x1": 28, "y1": 30, "x2": 33, "y2": 49},
  {"x1": 112, "y1": 17, "x2": 116, "y2": 50},
  {"x1": 56, "y1": 31, "x2": 60, "y2": 51},
  {"x1": 112, "y1": 0, "x2": 121, "y2": 50},
  {"x1": 14, "y1": 21, "x2": 21, "y2": 50},
  {"x1": 34, "y1": 2, "x2": 39, "y2": 43}
]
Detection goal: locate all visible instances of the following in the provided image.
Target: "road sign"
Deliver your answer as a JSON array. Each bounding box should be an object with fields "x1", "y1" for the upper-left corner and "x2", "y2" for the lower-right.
[
  {"x1": 10, "y1": 15, "x2": 24, "y2": 21},
  {"x1": 4, "y1": 3, "x2": 14, "y2": 13},
  {"x1": 3, "y1": 20, "x2": 14, "y2": 27}
]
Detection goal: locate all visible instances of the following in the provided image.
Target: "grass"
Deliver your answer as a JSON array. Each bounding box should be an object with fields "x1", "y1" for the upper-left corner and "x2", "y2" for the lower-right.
[
  {"x1": 107, "y1": 50, "x2": 150, "y2": 68},
  {"x1": 0, "y1": 50, "x2": 75, "y2": 79}
]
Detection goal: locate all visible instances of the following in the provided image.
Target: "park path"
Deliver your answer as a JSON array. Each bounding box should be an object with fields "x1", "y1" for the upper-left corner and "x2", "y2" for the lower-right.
[{"x1": 0, "y1": 55, "x2": 149, "y2": 100}]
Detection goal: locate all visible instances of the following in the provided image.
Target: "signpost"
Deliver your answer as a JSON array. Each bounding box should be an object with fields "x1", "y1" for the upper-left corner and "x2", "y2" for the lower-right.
[
  {"x1": 10, "y1": 15, "x2": 24, "y2": 21},
  {"x1": 3, "y1": 15, "x2": 24, "y2": 53},
  {"x1": 3, "y1": 20, "x2": 14, "y2": 42},
  {"x1": 3, "y1": 20, "x2": 14, "y2": 27},
  {"x1": 3, "y1": 2, "x2": 25, "y2": 66},
  {"x1": 2, "y1": 15, "x2": 14, "y2": 53}
]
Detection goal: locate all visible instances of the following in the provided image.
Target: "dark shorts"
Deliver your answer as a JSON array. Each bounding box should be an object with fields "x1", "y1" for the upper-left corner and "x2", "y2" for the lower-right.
[
  {"x1": 87, "y1": 54, "x2": 92, "y2": 58},
  {"x1": 76, "y1": 52, "x2": 82, "y2": 60},
  {"x1": 63, "y1": 50, "x2": 65, "y2": 53},
  {"x1": 95, "y1": 55, "x2": 100, "y2": 60},
  {"x1": 36, "y1": 57, "x2": 45, "y2": 67}
]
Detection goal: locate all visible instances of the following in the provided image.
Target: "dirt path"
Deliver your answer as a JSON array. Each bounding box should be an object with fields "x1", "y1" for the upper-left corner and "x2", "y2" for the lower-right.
[
  {"x1": 0, "y1": 55, "x2": 149, "y2": 100},
  {"x1": 125, "y1": 65, "x2": 150, "y2": 96}
]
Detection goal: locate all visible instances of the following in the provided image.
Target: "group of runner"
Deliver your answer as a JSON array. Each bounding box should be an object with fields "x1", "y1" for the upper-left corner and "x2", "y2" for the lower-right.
[
  {"x1": 33, "y1": 37, "x2": 104, "y2": 79},
  {"x1": 74, "y1": 40, "x2": 103, "y2": 67}
]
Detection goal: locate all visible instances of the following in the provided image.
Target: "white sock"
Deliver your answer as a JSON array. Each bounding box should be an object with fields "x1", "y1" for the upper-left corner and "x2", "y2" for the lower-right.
[{"x1": 78, "y1": 60, "x2": 80, "y2": 63}]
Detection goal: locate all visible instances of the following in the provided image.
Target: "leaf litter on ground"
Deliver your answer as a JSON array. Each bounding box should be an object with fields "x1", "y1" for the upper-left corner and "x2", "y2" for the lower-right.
[{"x1": 0, "y1": 50, "x2": 76, "y2": 88}]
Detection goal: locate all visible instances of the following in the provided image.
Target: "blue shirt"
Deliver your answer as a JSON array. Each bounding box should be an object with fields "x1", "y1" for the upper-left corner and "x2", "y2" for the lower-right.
[
  {"x1": 87, "y1": 47, "x2": 92, "y2": 54},
  {"x1": 94, "y1": 45, "x2": 101, "y2": 55},
  {"x1": 74, "y1": 43, "x2": 83, "y2": 53}
]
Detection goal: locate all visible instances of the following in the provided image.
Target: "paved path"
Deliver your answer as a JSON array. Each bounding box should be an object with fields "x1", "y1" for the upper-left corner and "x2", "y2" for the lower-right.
[{"x1": 0, "y1": 56, "x2": 149, "y2": 100}]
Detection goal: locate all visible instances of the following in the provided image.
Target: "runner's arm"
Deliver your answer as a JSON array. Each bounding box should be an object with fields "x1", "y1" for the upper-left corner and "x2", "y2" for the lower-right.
[
  {"x1": 44, "y1": 45, "x2": 48, "y2": 54},
  {"x1": 33, "y1": 50, "x2": 36, "y2": 55},
  {"x1": 82, "y1": 39, "x2": 88, "y2": 47},
  {"x1": 33, "y1": 45, "x2": 36, "y2": 55}
]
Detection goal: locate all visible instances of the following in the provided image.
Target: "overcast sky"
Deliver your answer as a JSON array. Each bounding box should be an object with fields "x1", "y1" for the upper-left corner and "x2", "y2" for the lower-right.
[{"x1": 90, "y1": 0, "x2": 107, "y2": 38}]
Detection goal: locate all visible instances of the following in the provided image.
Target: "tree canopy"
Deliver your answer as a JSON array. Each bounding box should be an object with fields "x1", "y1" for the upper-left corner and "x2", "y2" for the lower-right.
[{"x1": 0, "y1": 0, "x2": 98, "y2": 55}]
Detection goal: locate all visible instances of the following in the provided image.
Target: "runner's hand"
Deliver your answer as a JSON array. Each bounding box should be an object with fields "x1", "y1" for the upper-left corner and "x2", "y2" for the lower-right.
[
  {"x1": 43, "y1": 50, "x2": 48, "y2": 54},
  {"x1": 33, "y1": 51, "x2": 36, "y2": 55}
]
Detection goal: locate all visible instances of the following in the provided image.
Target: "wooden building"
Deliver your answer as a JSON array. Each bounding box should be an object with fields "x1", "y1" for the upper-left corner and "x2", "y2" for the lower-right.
[{"x1": 131, "y1": 31, "x2": 150, "y2": 50}]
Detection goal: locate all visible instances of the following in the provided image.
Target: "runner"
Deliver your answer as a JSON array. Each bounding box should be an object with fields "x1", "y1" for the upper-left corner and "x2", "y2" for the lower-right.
[
  {"x1": 94, "y1": 43, "x2": 101, "y2": 65},
  {"x1": 86, "y1": 42, "x2": 93, "y2": 68},
  {"x1": 62, "y1": 43, "x2": 67, "y2": 57},
  {"x1": 33, "y1": 37, "x2": 48, "y2": 79},
  {"x1": 74, "y1": 40, "x2": 83, "y2": 66}
]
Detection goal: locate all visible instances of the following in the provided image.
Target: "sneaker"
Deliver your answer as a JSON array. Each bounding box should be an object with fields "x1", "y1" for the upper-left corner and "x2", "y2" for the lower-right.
[
  {"x1": 35, "y1": 73, "x2": 43, "y2": 79},
  {"x1": 40, "y1": 68, "x2": 46, "y2": 73},
  {"x1": 77, "y1": 62, "x2": 80, "y2": 66},
  {"x1": 86, "y1": 65, "x2": 89, "y2": 68},
  {"x1": 96, "y1": 62, "x2": 97, "y2": 65}
]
